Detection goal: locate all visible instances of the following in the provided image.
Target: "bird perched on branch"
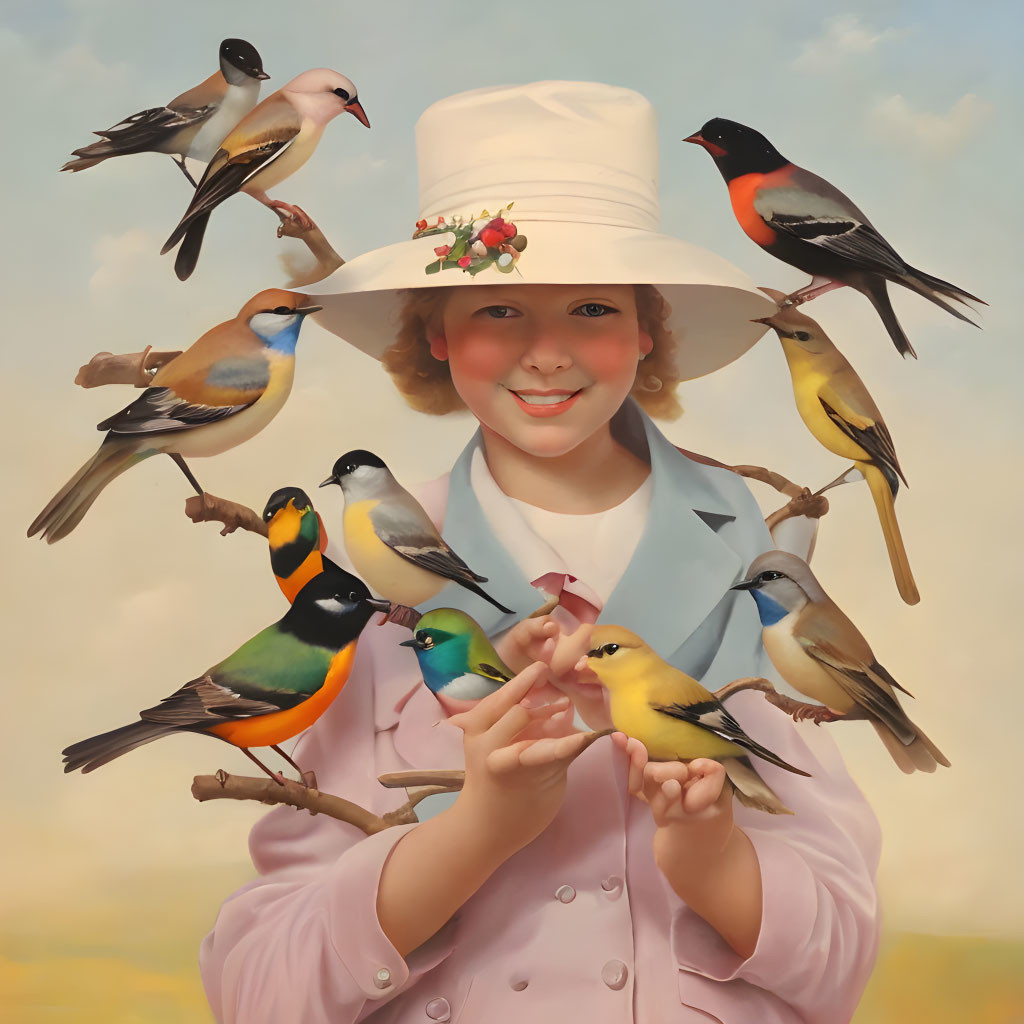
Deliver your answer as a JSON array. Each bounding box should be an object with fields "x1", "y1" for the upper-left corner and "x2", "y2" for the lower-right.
[
  {"x1": 62, "y1": 565, "x2": 391, "y2": 784},
  {"x1": 263, "y1": 486, "x2": 339, "y2": 603},
  {"x1": 684, "y1": 117, "x2": 983, "y2": 358},
  {"x1": 320, "y1": 450, "x2": 514, "y2": 615},
  {"x1": 754, "y1": 297, "x2": 919, "y2": 605},
  {"x1": 733, "y1": 552, "x2": 949, "y2": 774},
  {"x1": 400, "y1": 608, "x2": 512, "y2": 700},
  {"x1": 61, "y1": 38, "x2": 268, "y2": 185},
  {"x1": 29, "y1": 290, "x2": 320, "y2": 543},
  {"x1": 584, "y1": 625, "x2": 810, "y2": 814},
  {"x1": 161, "y1": 68, "x2": 369, "y2": 280}
]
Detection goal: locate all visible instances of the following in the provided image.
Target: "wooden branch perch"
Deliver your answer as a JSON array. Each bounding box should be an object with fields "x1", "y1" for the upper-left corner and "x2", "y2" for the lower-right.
[
  {"x1": 712, "y1": 676, "x2": 843, "y2": 724},
  {"x1": 75, "y1": 346, "x2": 183, "y2": 388},
  {"x1": 274, "y1": 208, "x2": 345, "y2": 288},
  {"x1": 184, "y1": 492, "x2": 268, "y2": 537}
]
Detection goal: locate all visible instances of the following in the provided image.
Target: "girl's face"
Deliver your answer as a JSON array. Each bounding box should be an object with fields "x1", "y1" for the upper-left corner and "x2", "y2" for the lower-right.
[{"x1": 432, "y1": 284, "x2": 652, "y2": 457}]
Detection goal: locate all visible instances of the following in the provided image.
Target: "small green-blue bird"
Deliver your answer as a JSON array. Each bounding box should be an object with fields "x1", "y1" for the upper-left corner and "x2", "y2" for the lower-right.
[{"x1": 400, "y1": 608, "x2": 512, "y2": 700}]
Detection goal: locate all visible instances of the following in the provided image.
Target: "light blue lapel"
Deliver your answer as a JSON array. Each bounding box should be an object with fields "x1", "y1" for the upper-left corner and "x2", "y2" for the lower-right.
[
  {"x1": 599, "y1": 407, "x2": 744, "y2": 660},
  {"x1": 416, "y1": 436, "x2": 539, "y2": 632}
]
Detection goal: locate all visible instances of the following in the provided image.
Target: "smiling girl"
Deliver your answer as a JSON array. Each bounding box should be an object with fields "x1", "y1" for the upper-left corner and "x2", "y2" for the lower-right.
[{"x1": 200, "y1": 82, "x2": 881, "y2": 1024}]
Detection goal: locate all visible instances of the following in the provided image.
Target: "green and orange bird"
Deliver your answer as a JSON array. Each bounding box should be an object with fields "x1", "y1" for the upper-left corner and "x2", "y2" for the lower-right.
[
  {"x1": 28, "y1": 289, "x2": 320, "y2": 543},
  {"x1": 62, "y1": 565, "x2": 390, "y2": 784},
  {"x1": 263, "y1": 486, "x2": 340, "y2": 603}
]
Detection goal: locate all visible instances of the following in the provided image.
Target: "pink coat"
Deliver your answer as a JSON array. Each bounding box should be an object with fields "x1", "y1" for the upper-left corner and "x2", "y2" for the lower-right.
[{"x1": 200, "y1": 423, "x2": 881, "y2": 1023}]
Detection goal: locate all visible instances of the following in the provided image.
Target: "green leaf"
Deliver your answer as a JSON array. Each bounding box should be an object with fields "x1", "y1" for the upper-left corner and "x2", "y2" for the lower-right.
[{"x1": 425, "y1": 260, "x2": 441, "y2": 275}]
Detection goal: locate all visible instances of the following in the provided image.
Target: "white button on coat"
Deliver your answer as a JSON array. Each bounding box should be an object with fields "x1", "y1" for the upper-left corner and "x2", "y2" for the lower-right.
[
  {"x1": 374, "y1": 968, "x2": 392, "y2": 989},
  {"x1": 601, "y1": 959, "x2": 628, "y2": 990},
  {"x1": 555, "y1": 884, "x2": 576, "y2": 903},
  {"x1": 600, "y1": 876, "x2": 623, "y2": 896},
  {"x1": 425, "y1": 996, "x2": 451, "y2": 1021}
]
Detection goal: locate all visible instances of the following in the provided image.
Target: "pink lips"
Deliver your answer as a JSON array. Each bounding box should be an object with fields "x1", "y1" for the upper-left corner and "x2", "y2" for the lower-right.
[{"x1": 506, "y1": 387, "x2": 584, "y2": 418}]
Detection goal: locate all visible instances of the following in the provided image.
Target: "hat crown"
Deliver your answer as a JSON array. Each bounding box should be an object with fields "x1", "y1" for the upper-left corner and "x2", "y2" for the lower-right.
[{"x1": 416, "y1": 81, "x2": 660, "y2": 231}]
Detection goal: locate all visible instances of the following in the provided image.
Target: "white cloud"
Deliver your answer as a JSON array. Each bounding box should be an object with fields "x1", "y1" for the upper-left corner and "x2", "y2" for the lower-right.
[
  {"x1": 792, "y1": 14, "x2": 901, "y2": 72},
  {"x1": 869, "y1": 93, "x2": 994, "y2": 156},
  {"x1": 89, "y1": 228, "x2": 163, "y2": 297}
]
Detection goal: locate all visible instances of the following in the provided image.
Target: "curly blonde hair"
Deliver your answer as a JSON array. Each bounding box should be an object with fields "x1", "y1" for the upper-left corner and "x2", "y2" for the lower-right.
[{"x1": 381, "y1": 285, "x2": 683, "y2": 419}]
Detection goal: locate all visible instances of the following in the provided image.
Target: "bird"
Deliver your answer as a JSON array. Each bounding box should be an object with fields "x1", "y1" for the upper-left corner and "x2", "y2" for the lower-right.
[
  {"x1": 400, "y1": 607, "x2": 513, "y2": 700},
  {"x1": 684, "y1": 117, "x2": 983, "y2": 358},
  {"x1": 61, "y1": 38, "x2": 268, "y2": 185},
  {"x1": 28, "y1": 290, "x2": 321, "y2": 543},
  {"x1": 160, "y1": 68, "x2": 369, "y2": 280},
  {"x1": 320, "y1": 449, "x2": 515, "y2": 615},
  {"x1": 584, "y1": 625, "x2": 810, "y2": 814},
  {"x1": 62, "y1": 565, "x2": 392, "y2": 783},
  {"x1": 732, "y1": 552, "x2": 949, "y2": 774},
  {"x1": 754, "y1": 297, "x2": 919, "y2": 605},
  {"x1": 263, "y1": 486, "x2": 340, "y2": 603}
]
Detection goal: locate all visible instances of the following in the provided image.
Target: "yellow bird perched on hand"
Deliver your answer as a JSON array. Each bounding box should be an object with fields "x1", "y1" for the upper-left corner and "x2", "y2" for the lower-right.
[
  {"x1": 584, "y1": 625, "x2": 810, "y2": 814},
  {"x1": 755, "y1": 291, "x2": 919, "y2": 605}
]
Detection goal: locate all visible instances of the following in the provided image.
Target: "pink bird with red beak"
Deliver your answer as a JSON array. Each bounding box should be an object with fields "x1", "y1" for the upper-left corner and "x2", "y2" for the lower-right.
[{"x1": 162, "y1": 68, "x2": 370, "y2": 281}]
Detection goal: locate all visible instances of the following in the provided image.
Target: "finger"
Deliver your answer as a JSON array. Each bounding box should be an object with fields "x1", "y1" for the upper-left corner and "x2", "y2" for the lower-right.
[
  {"x1": 626, "y1": 737, "x2": 648, "y2": 796},
  {"x1": 464, "y1": 662, "x2": 548, "y2": 732},
  {"x1": 650, "y1": 777, "x2": 684, "y2": 823},
  {"x1": 610, "y1": 731, "x2": 629, "y2": 751},
  {"x1": 485, "y1": 703, "x2": 534, "y2": 748},
  {"x1": 518, "y1": 730, "x2": 588, "y2": 767},
  {"x1": 680, "y1": 759, "x2": 727, "y2": 815},
  {"x1": 645, "y1": 760, "x2": 690, "y2": 787}
]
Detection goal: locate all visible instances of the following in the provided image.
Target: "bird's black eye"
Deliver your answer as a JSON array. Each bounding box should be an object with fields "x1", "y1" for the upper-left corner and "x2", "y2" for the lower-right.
[
  {"x1": 415, "y1": 630, "x2": 434, "y2": 649},
  {"x1": 273, "y1": 305, "x2": 291, "y2": 315},
  {"x1": 263, "y1": 509, "x2": 272, "y2": 521},
  {"x1": 759, "y1": 571, "x2": 785, "y2": 582},
  {"x1": 602, "y1": 643, "x2": 620, "y2": 656},
  {"x1": 794, "y1": 331, "x2": 811, "y2": 342},
  {"x1": 333, "y1": 87, "x2": 350, "y2": 101}
]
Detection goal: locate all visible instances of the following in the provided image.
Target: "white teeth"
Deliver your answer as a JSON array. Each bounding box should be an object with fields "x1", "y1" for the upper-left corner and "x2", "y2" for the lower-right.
[{"x1": 513, "y1": 392, "x2": 577, "y2": 405}]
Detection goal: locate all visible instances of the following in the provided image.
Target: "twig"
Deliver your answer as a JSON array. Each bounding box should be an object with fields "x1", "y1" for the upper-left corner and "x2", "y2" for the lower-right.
[
  {"x1": 712, "y1": 676, "x2": 843, "y2": 725},
  {"x1": 184, "y1": 492, "x2": 268, "y2": 537},
  {"x1": 275, "y1": 209, "x2": 345, "y2": 288},
  {"x1": 75, "y1": 347, "x2": 182, "y2": 388}
]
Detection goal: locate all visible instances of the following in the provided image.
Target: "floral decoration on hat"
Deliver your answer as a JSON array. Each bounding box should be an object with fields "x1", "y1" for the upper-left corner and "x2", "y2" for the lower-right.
[{"x1": 413, "y1": 204, "x2": 528, "y2": 276}]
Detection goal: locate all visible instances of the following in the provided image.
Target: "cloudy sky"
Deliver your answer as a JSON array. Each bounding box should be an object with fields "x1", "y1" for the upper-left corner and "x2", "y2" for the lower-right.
[{"x1": 2, "y1": 0, "x2": 1021, "y2": 1011}]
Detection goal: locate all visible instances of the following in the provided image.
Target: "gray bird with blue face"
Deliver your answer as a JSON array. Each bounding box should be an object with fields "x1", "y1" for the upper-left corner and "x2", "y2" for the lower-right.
[{"x1": 733, "y1": 551, "x2": 949, "y2": 774}]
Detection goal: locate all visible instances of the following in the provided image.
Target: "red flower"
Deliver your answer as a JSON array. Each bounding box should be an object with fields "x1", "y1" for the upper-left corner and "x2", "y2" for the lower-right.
[
  {"x1": 415, "y1": 219, "x2": 427, "y2": 231},
  {"x1": 458, "y1": 256, "x2": 472, "y2": 268},
  {"x1": 438, "y1": 216, "x2": 445, "y2": 224},
  {"x1": 480, "y1": 227, "x2": 504, "y2": 248},
  {"x1": 434, "y1": 245, "x2": 451, "y2": 257},
  {"x1": 502, "y1": 221, "x2": 517, "y2": 238}
]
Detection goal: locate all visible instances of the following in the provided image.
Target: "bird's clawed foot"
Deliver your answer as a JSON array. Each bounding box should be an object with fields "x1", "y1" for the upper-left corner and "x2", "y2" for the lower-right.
[
  {"x1": 269, "y1": 201, "x2": 314, "y2": 233},
  {"x1": 781, "y1": 276, "x2": 846, "y2": 308},
  {"x1": 300, "y1": 769, "x2": 319, "y2": 791},
  {"x1": 765, "y1": 691, "x2": 845, "y2": 726}
]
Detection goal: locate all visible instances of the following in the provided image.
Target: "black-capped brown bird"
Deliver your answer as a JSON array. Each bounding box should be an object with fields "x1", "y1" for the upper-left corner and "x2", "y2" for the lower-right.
[
  {"x1": 62, "y1": 39, "x2": 268, "y2": 185},
  {"x1": 685, "y1": 118, "x2": 984, "y2": 358}
]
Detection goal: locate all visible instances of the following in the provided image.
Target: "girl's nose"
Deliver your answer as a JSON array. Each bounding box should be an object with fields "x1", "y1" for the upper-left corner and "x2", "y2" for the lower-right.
[{"x1": 521, "y1": 332, "x2": 573, "y2": 375}]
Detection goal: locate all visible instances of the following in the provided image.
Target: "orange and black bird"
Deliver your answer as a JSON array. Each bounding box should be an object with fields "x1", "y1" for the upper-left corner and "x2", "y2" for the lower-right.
[
  {"x1": 263, "y1": 486, "x2": 340, "y2": 603},
  {"x1": 62, "y1": 566, "x2": 390, "y2": 784},
  {"x1": 684, "y1": 118, "x2": 984, "y2": 358}
]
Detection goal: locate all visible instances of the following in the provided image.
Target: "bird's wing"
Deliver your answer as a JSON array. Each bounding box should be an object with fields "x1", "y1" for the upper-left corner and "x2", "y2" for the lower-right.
[
  {"x1": 87, "y1": 103, "x2": 211, "y2": 150},
  {"x1": 474, "y1": 661, "x2": 512, "y2": 684},
  {"x1": 370, "y1": 499, "x2": 488, "y2": 584},
  {"x1": 652, "y1": 700, "x2": 810, "y2": 775},
  {"x1": 162, "y1": 97, "x2": 301, "y2": 247},
  {"x1": 754, "y1": 169, "x2": 909, "y2": 277},
  {"x1": 798, "y1": 611, "x2": 916, "y2": 741},
  {"x1": 138, "y1": 674, "x2": 295, "y2": 728},
  {"x1": 96, "y1": 385, "x2": 256, "y2": 437},
  {"x1": 817, "y1": 389, "x2": 905, "y2": 488},
  {"x1": 166, "y1": 71, "x2": 227, "y2": 114}
]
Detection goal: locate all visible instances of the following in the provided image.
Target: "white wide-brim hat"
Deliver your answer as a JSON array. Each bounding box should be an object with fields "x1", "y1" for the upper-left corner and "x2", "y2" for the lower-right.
[{"x1": 312, "y1": 81, "x2": 773, "y2": 381}]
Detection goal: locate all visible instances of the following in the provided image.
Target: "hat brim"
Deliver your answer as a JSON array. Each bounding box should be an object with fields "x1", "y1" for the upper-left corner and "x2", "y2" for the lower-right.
[{"x1": 310, "y1": 221, "x2": 775, "y2": 381}]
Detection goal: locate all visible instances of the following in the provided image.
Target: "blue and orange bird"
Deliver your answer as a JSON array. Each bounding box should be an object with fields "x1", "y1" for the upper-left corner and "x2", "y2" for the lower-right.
[
  {"x1": 263, "y1": 486, "x2": 341, "y2": 603},
  {"x1": 684, "y1": 118, "x2": 983, "y2": 358},
  {"x1": 62, "y1": 564, "x2": 391, "y2": 784},
  {"x1": 28, "y1": 289, "x2": 321, "y2": 543}
]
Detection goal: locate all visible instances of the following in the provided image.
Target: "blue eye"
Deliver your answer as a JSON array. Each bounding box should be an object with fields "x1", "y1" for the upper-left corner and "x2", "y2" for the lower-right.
[
  {"x1": 481, "y1": 306, "x2": 519, "y2": 319},
  {"x1": 573, "y1": 303, "x2": 616, "y2": 318}
]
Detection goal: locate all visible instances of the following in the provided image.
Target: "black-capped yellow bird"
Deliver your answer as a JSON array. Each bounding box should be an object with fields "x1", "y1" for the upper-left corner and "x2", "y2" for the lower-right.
[{"x1": 586, "y1": 625, "x2": 809, "y2": 814}]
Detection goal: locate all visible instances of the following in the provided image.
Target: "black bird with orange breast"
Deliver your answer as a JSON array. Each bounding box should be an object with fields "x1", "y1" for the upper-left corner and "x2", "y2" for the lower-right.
[{"x1": 685, "y1": 118, "x2": 983, "y2": 358}]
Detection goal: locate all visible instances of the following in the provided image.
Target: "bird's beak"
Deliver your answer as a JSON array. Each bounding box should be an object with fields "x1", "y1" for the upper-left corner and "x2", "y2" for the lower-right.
[
  {"x1": 319, "y1": 476, "x2": 338, "y2": 488},
  {"x1": 730, "y1": 579, "x2": 758, "y2": 591},
  {"x1": 255, "y1": 70, "x2": 271, "y2": 80},
  {"x1": 585, "y1": 647, "x2": 603, "y2": 659},
  {"x1": 399, "y1": 637, "x2": 426, "y2": 649},
  {"x1": 366, "y1": 597, "x2": 393, "y2": 613},
  {"x1": 345, "y1": 99, "x2": 370, "y2": 128},
  {"x1": 293, "y1": 304, "x2": 323, "y2": 316},
  {"x1": 683, "y1": 132, "x2": 727, "y2": 158}
]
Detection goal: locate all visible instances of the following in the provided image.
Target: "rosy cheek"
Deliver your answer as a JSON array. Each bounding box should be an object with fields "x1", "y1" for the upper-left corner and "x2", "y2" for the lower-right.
[
  {"x1": 582, "y1": 338, "x2": 639, "y2": 381},
  {"x1": 448, "y1": 336, "x2": 514, "y2": 383}
]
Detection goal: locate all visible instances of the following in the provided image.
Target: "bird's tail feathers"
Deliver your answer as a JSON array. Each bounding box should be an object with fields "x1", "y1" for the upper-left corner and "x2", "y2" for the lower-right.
[
  {"x1": 28, "y1": 442, "x2": 151, "y2": 543},
  {"x1": 63, "y1": 720, "x2": 177, "y2": 773},
  {"x1": 860, "y1": 278, "x2": 917, "y2": 359},
  {"x1": 171, "y1": 212, "x2": 211, "y2": 281},
  {"x1": 871, "y1": 719, "x2": 950, "y2": 774},
  {"x1": 863, "y1": 463, "x2": 920, "y2": 606},
  {"x1": 900, "y1": 265, "x2": 986, "y2": 319},
  {"x1": 465, "y1": 580, "x2": 515, "y2": 616},
  {"x1": 723, "y1": 757, "x2": 793, "y2": 815}
]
